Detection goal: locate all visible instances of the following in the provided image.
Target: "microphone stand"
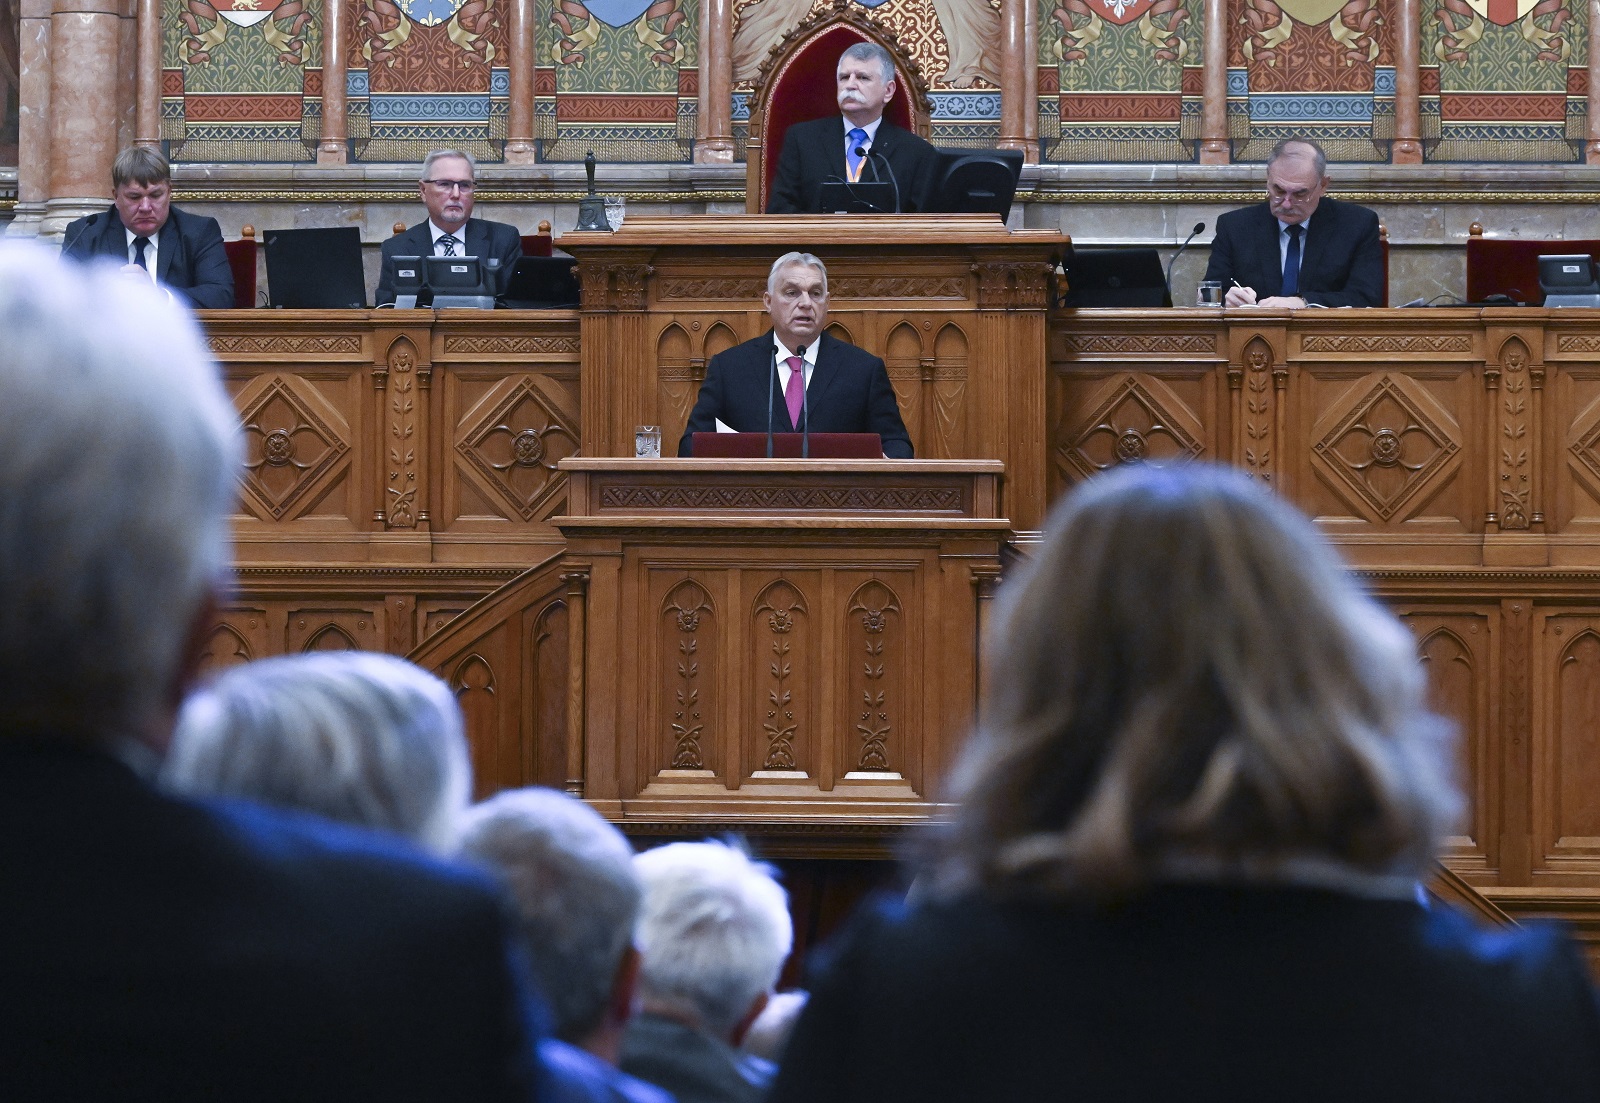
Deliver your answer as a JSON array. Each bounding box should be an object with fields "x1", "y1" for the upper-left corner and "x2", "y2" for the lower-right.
[
  {"x1": 765, "y1": 341, "x2": 779, "y2": 458},
  {"x1": 860, "y1": 147, "x2": 901, "y2": 214},
  {"x1": 1163, "y1": 221, "x2": 1206, "y2": 308}
]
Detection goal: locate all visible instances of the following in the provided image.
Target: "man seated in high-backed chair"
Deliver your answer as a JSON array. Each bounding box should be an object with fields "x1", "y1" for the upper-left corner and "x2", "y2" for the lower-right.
[
  {"x1": 766, "y1": 42, "x2": 939, "y2": 214},
  {"x1": 375, "y1": 149, "x2": 522, "y2": 306}
]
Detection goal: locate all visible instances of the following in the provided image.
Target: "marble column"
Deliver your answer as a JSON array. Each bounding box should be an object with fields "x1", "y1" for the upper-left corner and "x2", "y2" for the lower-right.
[
  {"x1": 695, "y1": 0, "x2": 733, "y2": 163},
  {"x1": 43, "y1": 0, "x2": 123, "y2": 235},
  {"x1": 317, "y1": 0, "x2": 347, "y2": 164},
  {"x1": 504, "y1": 0, "x2": 536, "y2": 162},
  {"x1": 1199, "y1": 0, "x2": 1228, "y2": 163},
  {"x1": 1589, "y1": 0, "x2": 1600, "y2": 163},
  {"x1": 999, "y1": 0, "x2": 1036, "y2": 159},
  {"x1": 1392, "y1": 0, "x2": 1421, "y2": 163},
  {"x1": 7, "y1": 0, "x2": 51, "y2": 236},
  {"x1": 133, "y1": 0, "x2": 158, "y2": 145}
]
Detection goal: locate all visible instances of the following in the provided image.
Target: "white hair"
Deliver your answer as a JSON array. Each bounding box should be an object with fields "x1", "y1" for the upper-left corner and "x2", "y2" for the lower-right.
[
  {"x1": 633, "y1": 841, "x2": 793, "y2": 1038},
  {"x1": 457, "y1": 788, "x2": 641, "y2": 1042},
  {"x1": 421, "y1": 148, "x2": 477, "y2": 181},
  {"x1": 163, "y1": 651, "x2": 470, "y2": 852},
  {"x1": 0, "y1": 243, "x2": 237, "y2": 737}
]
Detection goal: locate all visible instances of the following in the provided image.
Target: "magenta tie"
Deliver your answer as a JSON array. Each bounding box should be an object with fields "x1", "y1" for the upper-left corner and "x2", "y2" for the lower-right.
[{"x1": 784, "y1": 356, "x2": 805, "y2": 428}]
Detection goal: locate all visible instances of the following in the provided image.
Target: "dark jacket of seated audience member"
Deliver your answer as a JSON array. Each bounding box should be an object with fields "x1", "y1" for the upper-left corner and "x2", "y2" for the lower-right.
[
  {"x1": 375, "y1": 217, "x2": 522, "y2": 306},
  {"x1": 542, "y1": 1037, "x2": 678, "y2": 1103},
  {"x1": 0, "y1": 736, "x2": 547, "y2": 1103},
  {"x1": 768, "y1": 886, "x2": 1600, "y2": 1103},
  {"x1": 619, "y1": 1011, "x2": 774, "y2": 1103},
  {"x1": 61, "y1": 204, "x2": 235, "y2": 309},
  {"x1": 766, "y1": 116, "x2": 939, "y2": 214},
  {"x1": 677, "y1": 330, "x2": 913, "y2": 458},
  {"x1": 1202, "y1": 195, "x2": 1383, "y2": 308}
]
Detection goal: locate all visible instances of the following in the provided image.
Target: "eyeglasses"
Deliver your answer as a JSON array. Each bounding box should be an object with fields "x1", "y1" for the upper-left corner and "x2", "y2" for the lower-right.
[{"x1": 423, "y1": 179, "x2": 476, "y2": 193}]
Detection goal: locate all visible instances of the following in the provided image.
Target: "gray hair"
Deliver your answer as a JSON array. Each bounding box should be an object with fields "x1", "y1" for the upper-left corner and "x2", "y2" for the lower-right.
[
  {"x1": 163, "y1": 651, "x2": 470, "y2": 852},
  {"x1": 633, "y1": 841, "x2": 793, "y2": 1038},
  {"x1": 1267, "y1": 137, "x2": 1327, "y2": 178},
  {"x1": 420, "y1": 148, "x2": 478, "y2": 181},
  {"x1": 933, "y1": 463, "x2": 1460, "y2": 897},
  {"x1": 0, "y1": 244, "x2": 236, "y2": 738},
  {"x1": 839, "y1": 40, "x2": 895, "y2": 84},
  {"x1": 767, "y1": 252, "x2": 827, "y2": 296},
  {"x1": 457, "y1": 788, "x2": 642, "y2": 1042}
]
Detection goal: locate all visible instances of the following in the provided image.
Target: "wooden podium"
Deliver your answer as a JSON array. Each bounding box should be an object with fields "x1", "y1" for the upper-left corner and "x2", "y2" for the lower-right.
[{"x1": 555, "y1": 457, "x2": 1009, "y2": 829}]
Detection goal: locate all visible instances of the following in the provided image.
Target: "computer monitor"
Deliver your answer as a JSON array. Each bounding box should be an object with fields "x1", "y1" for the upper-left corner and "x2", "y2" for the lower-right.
[
  {"x1": 263, "y1": 226, "x2": 367, "y2": 309},
  {"x1": 501, "y1": 256, "x2": 580, "y2": 308},
  {"x1": 816, "y1": 180, "x2": 897, "y2": 214},
  {"x1": 1539, "y1": 253, "x2": 1600, "y2": 307},
  {"x1": 929, "y1": 148, "x2": 1024, "y2": 220},
  {"x1": 1060, "y1": 247, "x2": 1171, "y2": 308},
  {"x1": 425, "y1": 255, "x2": 496, "y2": 309}
]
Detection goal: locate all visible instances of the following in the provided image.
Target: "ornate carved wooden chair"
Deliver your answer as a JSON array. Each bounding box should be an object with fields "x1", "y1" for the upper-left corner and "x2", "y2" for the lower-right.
[
  {"x1": 224, "y1": 225, "x2": 258, "y2": 308},
  {"x1": 744, "y1": 4, "x2": 932, "y2": 213},
  {"x1": 1465, "y1": 222, "x2": 1600, "y2": 306}
]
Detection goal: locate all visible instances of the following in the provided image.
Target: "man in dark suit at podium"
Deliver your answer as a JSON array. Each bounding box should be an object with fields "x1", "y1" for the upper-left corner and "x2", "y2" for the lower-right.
[
  {"x1": 375, "y1": 149, "x2": 522, "y2": 306},
  {"x1": 678, "y1": 252, "x2": 913, "y2": 458},
  {"x1": 766, "y1": 41, "x2": 939, "y2": 214},
  {"x1": 61, "y1": 146, "x2": 234, "y2": 309},
  {"x1": 1205, "y1": 137, "x2": 1384, "y2": 308}
]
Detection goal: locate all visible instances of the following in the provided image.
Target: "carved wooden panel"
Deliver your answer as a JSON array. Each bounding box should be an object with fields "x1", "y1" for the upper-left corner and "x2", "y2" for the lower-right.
[
  {"x1": 1397, "y1": 606, "x2": 1500, "y2": 876},
  {"x1": 231, "y1": 372, "x2": 358, "y2": 526},
  {"x1": 1549, "y1": 342, "x2": 1600, "y2": 533},
  {"x1": 653, "y1": 576, "x2": 722, "y2": 780},
  {"x1": 1532, "y1": 613, "x2": 1600, "y2": 879},
  {"x1": 748, "y1": 578, "x2": 814, "y2": 779},
  {"x1": 285, "y1": 607, "x2": 384, "y2": 652},
  {"x1": 1050, "y1": 371, "x2": 1212, "y2": 499},
  {"x1": 204, "y1": 607, "x2": 273, "y2": 674},
  {"x1": 841, "y1": 576, "x2": 915, "y2": 790}
]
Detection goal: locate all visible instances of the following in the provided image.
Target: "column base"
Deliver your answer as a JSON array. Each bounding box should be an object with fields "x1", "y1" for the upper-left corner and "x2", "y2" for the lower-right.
[{"x1": 41, "y1": 198, "x2": 110, "y2": 239}]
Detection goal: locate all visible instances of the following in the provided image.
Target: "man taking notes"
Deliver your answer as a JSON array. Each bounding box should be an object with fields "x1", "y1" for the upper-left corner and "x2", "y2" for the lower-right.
[
  {"x1": 375, "y1": 149, "x2": 522, "y2": 306},
  {"x1": 678, "y1": 252, "x2": 914, "y2": 458},
  {"x1": 766, "y1": 42, "x2": 939, "y2": 214},
  {"x1": 1204, "y1": 137, "x2": 1384, "y2": 308}
]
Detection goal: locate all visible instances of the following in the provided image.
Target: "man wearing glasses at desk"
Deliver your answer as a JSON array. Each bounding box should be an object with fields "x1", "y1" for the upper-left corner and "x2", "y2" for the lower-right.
[{"x1": 375, "y1": 149, "x2": 522, "y2": 306}]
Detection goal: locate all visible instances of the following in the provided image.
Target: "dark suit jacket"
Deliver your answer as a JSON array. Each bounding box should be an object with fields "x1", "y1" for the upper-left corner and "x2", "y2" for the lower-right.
[
  {"x1": 61, "y1": 204, "x2": 235, "y2": 309},
  {"x1": 376, "y1": 217, "x2": 523, "y2": 306},
  {"x1": 770, "y1": 885, "x2": 1600, "y2": 1103},
  {"x1": 1203, "y1": 196, "x2": 1384, "y2": 307},
  {"x1": 677, "y1": 330, "x2": 913, "y2": 458},
  {"x1": 619, "y1": 1013, "x2": 773, "y2": 1103},
  {"x1": 542, "y1": 1038, "x2": 677, "y2": 1103},
  {"x1": 0, "y1": 737, "x2": 547, "y2": 1102},
  {"x1": 767, "y1": 116, "x2": 939, "y2": 214}
]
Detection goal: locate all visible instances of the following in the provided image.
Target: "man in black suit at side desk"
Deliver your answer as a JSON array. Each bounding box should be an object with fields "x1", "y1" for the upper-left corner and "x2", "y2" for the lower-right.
[
  {"x1": 375, "y1": 149, "x2": 522, "y2": 306},
  {"x1": 1204, "y1": 137, "x2": 1384, "y2": 308},
  {"x1": 678, "y1": 252, "x2": 914, "y2": 457},
  {"x1": 766, "y1": 41, "x2": 939, "y2": 214},
  {"x1": 61, "y1": 146, "x2": 234, "y2": 309}
]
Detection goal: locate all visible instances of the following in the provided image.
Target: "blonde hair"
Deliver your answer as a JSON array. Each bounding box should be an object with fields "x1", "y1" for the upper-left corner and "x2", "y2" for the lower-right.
[{"x1": 933, "y1": 464, "x2": 1460, "y2": 897}]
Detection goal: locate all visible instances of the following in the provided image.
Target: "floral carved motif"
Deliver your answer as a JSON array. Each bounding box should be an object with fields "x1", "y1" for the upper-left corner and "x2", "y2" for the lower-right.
[
  {"x1": 1494, "y1": 340, "x2": 1533, "y2": 530},
  {"x1": 664, "y1": 582, "x2": 713, "y2": 770},
  {"x1": 385, "y1": 338, "x2": 420, "y2": 529},
  {"x1": 1311, "y1": 376, "x2": 1460, "y2": 522},
  {"x1": 1240, "y1": 338, "x2": 1274, "y2": 482},
  {"x1": 442, "y1": 336, "x2": 581, "y2": 355},
  {"x1": 238, "y1": 377, "x2": 350, "y2": 520},
  {"x1": 1061, "y1": 333, "x2": 1214, "y2": 356},
  {"x1": 755, "y1": 582, "x2": 807, "y2": 771},
  {"x1": 656, "y1": 278, "x2": 767, "y2": 300},
  {"x1": 457, "y1": 379, "x2": 580, "y2": 522},
  {"x1": 848, "y1": 582, "x2": 901, "y2": 771},
  {"x1": 1060, "y1": 377, "x2": 1203, "y2": 477},
  {"x1": 209, "y1": 335, "x2": 363, "y2": 356},
  {"x1": 1300, "y1": 334, "x2": 1474, "y2": 354}
]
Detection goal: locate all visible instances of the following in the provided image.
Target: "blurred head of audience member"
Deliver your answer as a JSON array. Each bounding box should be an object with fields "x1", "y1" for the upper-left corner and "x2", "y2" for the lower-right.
[
  {"x1": 163, "y1": 651, "x2": 470, "y2": 853},
  {"x1": 935, "y1": 462, "x2": 1460, "y2": 897},
  {"x1": 0, "y1": 243, "x2": 235, "y2": 753},
  {"x1": 740, "y1": 989, "x2": 808, "y2": 1064},
  {"x1": 621, "y1": 840, "x2": 792, "y2": 1103},
  {"x1": 459, "y1": 788, "x2": 644, "y2": 1062}
]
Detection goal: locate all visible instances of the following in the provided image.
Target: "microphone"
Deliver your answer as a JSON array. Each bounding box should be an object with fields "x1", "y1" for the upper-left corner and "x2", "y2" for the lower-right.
[
  {"x1": 794, "y1": 344, "x2": 810, "y2": 458},
  {"x1": 859, "y1": 146, "x2": 901, "y2": 214},
  {"x1": 60, "y1": 212, "x2": 101, "y2": 261},
  {"x1": 766, "y1": 340, "x2": 779, "y2": 458},
  {"x1": 1163, "y1": 221, "x2": 1206, "y2": 308}
]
